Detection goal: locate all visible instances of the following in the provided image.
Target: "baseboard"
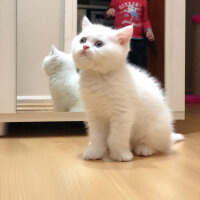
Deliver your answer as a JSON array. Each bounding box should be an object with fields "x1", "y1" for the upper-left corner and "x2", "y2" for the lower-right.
[
  {"x1": 17, "y1": 95, "x2": 54, "y2": 112},
  {"x1": 16, "y1": 96, "x2": 185, "y2": 120}
]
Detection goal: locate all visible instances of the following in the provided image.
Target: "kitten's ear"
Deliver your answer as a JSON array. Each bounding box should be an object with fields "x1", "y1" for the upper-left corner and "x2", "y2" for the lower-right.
[
  {"x1": 82, "y1": 16, "x2": 92, "y2": 29},
  {"x1": 116, "y1": 25, "x2": 133, "y2": 46},
  {"x1": 50, "y1": 45, "x2": 59, "y2": 55}
]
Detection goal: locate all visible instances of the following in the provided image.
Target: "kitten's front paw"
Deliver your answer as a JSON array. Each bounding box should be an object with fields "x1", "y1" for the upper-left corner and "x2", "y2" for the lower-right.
[
  {"x1": 110, "y1": 150, "x2": 133, "y2": 162},
  {"x1": 83, "y1": 146, "x2": 106, "y2": 160}
]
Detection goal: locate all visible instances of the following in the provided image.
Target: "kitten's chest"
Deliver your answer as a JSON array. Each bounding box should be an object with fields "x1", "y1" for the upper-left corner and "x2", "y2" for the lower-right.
[
  {"x1": 80, "y1": 74, "x2": 112, "y2": 98},
  {"x1": 80, "y1": 71, "x2": 131, "y2": 109}
]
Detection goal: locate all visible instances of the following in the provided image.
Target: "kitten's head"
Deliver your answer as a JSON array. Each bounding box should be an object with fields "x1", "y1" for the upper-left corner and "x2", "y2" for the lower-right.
[
  {"x1": 72, "y1": 16, "x2": 133, "y2": 73},
  {"x1": 43, "y1": 45, "x2": 74, "y2": 76}
]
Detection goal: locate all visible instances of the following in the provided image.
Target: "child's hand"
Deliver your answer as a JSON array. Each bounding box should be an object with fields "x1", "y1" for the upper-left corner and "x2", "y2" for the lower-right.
[
  {"x1": 106, "y1": 8, "x2": 115, "y2": 17},
  {"x1": 146, "y1": 28, "x2": 155, "y2": 42}
]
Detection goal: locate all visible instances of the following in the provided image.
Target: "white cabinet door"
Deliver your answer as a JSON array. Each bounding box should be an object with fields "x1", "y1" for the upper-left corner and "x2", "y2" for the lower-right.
[
  {"x1": 0, "y1": 0, "x2": 16, "y2": 114},
  {"x1": 17, "y1": 0, "x2": 65, "y2": 104},
  {"x1": 165, "y1": 0, "x2": 185, "y2": 119},
  {"x1": 64, "y1": 0, "x2": 77, "y2": 52}
]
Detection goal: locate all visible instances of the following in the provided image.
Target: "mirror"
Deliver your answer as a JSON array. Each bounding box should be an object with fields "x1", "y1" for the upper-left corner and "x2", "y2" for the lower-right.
[
  {"x1": 17, "y1": 0, "x2": 69, "y2": 113},
  {"x1": 17, "y1": 0, "x2": 164, "y2": 113}
]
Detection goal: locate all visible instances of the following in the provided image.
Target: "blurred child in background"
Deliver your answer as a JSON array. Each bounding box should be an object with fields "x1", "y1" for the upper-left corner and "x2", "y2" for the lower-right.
[{"x1": 106, "y1": 0, "x2": 155, "y2": 69}]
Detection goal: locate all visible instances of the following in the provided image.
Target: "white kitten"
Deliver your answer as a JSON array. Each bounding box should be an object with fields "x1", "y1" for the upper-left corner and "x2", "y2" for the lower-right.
[
  {"x1": 72, "y1": 17, "x2": 184, "y2": 161},
  {"x1": 43, "y1": 45, "x2": 84, "y2": 112}
]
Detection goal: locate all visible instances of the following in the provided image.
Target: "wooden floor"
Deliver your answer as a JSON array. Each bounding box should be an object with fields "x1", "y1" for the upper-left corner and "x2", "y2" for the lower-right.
[{"x1": 0, "y1": 105, "x2": 200, "y2": 200}]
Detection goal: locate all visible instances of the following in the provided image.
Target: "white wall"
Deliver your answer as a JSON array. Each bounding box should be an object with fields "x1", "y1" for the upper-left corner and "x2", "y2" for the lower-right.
[{"x1": 17, "y1": 0, "x2": 65, "y2": 96}]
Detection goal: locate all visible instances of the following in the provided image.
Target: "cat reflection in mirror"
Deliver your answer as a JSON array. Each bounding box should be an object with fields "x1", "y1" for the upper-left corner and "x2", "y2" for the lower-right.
[
  {"x1": 43, "y1": 45, "x2": 84, "y2": 112},
  {"x1": 72, "y1": 16, "x2": 184, "y2": 162}
]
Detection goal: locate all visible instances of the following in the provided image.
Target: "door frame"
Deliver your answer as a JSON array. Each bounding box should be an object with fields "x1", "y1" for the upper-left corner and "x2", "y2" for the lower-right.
[{"x1": 0, "y1": 0, "x2": 185, "y2": 121}]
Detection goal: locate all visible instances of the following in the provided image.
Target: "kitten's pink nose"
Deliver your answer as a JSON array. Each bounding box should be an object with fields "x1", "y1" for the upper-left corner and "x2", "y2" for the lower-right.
[{"x1": 83, "y1": 45, "x2": 89, "y2": 51}]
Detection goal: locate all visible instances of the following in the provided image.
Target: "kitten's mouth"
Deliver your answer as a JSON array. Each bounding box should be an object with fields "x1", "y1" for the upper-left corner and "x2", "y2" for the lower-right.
[
  {"x1": 81, "y1": 50, "x2": 88, "y2": 56},
  {"x1": 81, "y1": 51, "x2": 87, "y2": 55},
  {"x1": 80, "y1": 50, "x2": 92, "y2": 59}
]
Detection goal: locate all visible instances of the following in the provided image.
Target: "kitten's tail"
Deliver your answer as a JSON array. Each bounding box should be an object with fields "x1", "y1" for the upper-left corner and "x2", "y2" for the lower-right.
[{"x1": 171, "y1": 132, "x2": 184, "y2": 143}]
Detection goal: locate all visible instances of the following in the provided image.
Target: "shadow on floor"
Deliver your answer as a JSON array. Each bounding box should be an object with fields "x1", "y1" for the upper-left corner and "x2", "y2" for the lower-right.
[{"x1": 6, "y1": 122, "x2": 87, "y2": 138}]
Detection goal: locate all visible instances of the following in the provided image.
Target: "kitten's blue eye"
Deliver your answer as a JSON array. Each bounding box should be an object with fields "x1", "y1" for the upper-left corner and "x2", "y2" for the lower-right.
[
  {"x1": 80, "y1": 37, "x2": 87, "y2": 43},
  {"x1": 94, "y1": 41, "x2": 103, "y2": 48}
]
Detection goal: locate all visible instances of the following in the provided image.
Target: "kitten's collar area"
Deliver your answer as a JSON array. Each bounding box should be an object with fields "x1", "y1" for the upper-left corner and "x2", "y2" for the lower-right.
[{"x1": 80, "y1": 62, "x2": 126, "y2": 75}]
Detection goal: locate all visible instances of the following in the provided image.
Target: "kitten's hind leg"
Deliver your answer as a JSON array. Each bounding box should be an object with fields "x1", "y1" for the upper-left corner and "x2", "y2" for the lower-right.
[{"x1": 134, "y1": 144, "x2": 156, "y2": 157}]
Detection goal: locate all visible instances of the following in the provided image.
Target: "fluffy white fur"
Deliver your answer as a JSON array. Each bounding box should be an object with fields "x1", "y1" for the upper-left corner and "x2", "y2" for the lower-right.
[
  {"x1": 72, "y1": 17, "x2": 184, "y2": 161},
  {"x1": 43, "y1": 45, "x2": 84, "y2": 112}
]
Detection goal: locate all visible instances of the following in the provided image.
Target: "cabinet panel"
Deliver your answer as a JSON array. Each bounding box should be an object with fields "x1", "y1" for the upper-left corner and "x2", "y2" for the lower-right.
[
  {"x1": 17, "y1": 0, "x2": 65, "y2": 97},
  {"x1": 64, "y1": 0, "x2": 77, "y2": 52},
  {"x1": 0, "y1": 0, "x2": 16, "y2": 113},
  {"x1": 16, "y1": 0, "x2": 67, "y2": 112},
  {"x1": 165, "y1": 0, "x2": 185, "y2": 119}
]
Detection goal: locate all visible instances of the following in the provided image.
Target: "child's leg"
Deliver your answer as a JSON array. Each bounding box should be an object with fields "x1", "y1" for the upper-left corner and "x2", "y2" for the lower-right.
[{"x1": 127, "y1": 39, "x2": 147, "y2": 69}]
